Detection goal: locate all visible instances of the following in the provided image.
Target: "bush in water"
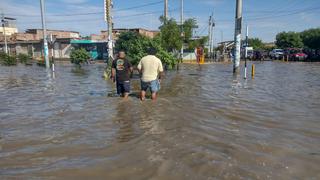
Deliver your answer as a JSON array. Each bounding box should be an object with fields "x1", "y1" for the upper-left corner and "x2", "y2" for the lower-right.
[
  {"x1": 0, "y1": 52, "x2": 17, "y2": 66},
  {"x1": 17, "y1": 53, "x2": 32, "y2": 64},
  {"x1": 70, "y1": 48, "x2": 90, "y2": 66}
]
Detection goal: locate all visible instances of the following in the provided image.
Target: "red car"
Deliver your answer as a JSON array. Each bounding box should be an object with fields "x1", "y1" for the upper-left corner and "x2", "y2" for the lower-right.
[
  {"x1": 292, "y1": 52, "x2": 308, "y2": 61},
  {"x1": 285, "y1": 49, "x2": 308, "y2": 61}
]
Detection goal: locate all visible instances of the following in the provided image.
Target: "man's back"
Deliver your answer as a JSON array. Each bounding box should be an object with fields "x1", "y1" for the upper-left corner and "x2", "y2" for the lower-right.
[
  {"x1": 138, "y1": 55, "x2": 163, "y2": 82},
  {"x1": 112, "y1": 58, "x2": 132, "y2": 82}
]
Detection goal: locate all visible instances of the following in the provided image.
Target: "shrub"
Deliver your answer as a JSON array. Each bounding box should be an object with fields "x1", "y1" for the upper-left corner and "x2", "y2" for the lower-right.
[
  {"x1": 0, "y1": 53, "x2": 17, "y2": 66},
  {"x1": 70, "y1": 48, "x2": 90, "y2": 66},
  {"x1": 0, "y1": 52, "x2": 6, "y2": 64},
  {"x1": 17, "y1": 53, "x2": 31, "y2": 64}
]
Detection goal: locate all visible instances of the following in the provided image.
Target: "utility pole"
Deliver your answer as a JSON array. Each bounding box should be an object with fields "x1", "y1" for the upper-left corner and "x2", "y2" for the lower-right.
[
  {"x1": 208, "y1": 15, "x2": 212, "y2": 59},
  {"x1": 221, "y1": 30, "x2": 223, "y2": 43},
  {"x1": 233, "y1": 0, "x2": 242, "y2": 74},
  {"x1": 48, "y1": 34, "x2": 56, "y2": 72},
  {"x1": 244, "y1": 25, "x2": 249, "y2": 79},
  {"x1": 180, "y1": 0, "x2": 184, "y2": 62},
  {"x1": 245, "y1": 25, "x2": 249, "y2": 59},
  {"x1": 1, "y1": 14, "x2": 8, "y2": 54},
  {"x1": 105, "y1": 0, "x2": 113, "y2": 61},
  {"x1": 164, "y1": 0, "x2": 168, "y2": 20},
  {"x1": 211, "y1": 16, "x2": 215, "y2": 61},
  {"x1": 40, "y1": 0, "x2": 50, "y2": 69}
]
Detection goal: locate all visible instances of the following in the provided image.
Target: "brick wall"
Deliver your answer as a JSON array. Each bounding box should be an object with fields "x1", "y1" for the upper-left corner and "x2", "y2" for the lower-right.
[{"x1": 26, "y1": 29, "x2": 80, "y2": 40}]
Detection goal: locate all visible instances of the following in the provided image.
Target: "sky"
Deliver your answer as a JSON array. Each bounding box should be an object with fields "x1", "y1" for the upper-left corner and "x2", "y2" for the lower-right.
[{"x1": 1, "y1": 0, "x2": 320, "y2": 44}]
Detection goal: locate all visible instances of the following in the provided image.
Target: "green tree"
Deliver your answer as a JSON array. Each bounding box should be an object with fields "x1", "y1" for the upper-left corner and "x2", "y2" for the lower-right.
[
  {"x1": 300, "y1": 28, "x2": 320, "y2": 49},
  {"x1": 182, "y1": 18, "x2": 198, "y2": 43},
  {"x1": 276, "y1": 31, "x2": 303, "y2": 48},
  {"x1": 248, "y1": 38, "x2": 265, "y2": 50},
  {"x1": 115, "y1": 32, "x2": 177, "y2": 69},
  {"x1": 159, "y1": 17, "x2": 182, "y2": 52},
  {"x1": 70, "y1": 48, "x2": 90, "y2": 66},
  {"x1": 187, "y1": 36, "x2": 208, "y2": 50}
]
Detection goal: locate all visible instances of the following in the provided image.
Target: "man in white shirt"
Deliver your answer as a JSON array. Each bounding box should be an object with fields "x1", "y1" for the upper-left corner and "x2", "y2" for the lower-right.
[{"x1": 137, "y1": 48, "x2": 164, "y2": 101}]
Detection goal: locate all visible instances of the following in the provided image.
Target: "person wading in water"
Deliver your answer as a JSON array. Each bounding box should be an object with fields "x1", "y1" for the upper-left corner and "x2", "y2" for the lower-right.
[
  {"x1": 111, "y1": 51, "x2": 133, "y2": 99},
  {"x1": 137, "y1": 48, "x2": 164, "y2": 101}
]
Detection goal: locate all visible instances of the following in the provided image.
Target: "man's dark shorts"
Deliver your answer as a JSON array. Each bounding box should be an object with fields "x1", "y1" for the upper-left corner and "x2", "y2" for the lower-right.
[{"x1": 116, "y1": 81, "x2": 130, "y2": 95}]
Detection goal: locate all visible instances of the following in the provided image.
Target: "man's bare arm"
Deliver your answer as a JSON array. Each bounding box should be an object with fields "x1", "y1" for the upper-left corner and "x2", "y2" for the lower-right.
[
  {"x1": 159, "y1": 71, "x2": 164, "y2": 82},
  {"x1": 111, "y1": 68, "x2": 116, "y2": 82}
]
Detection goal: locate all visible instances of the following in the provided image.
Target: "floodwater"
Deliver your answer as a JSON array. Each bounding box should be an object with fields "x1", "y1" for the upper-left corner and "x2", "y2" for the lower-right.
[{"x1": 0, "y1": 61, "x2": 319, "y2": 179}]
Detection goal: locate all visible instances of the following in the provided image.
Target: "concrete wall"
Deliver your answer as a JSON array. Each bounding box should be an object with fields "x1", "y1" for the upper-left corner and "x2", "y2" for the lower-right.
[
  {"x1": 25, "y1": 29, "x2": 80, "y2": 40},
  {"x1": 61, "y1": 43, "x2": 72, "y2": 58},
  {"x1": 2, "y1": 41, "x2": 72, "y2": 59},
  {"x1": 0, "y1": 27, "x2": 18, "y2": 36},
  {"x1": 182, "y1": 52, "x2": 196, "y2": 61}
]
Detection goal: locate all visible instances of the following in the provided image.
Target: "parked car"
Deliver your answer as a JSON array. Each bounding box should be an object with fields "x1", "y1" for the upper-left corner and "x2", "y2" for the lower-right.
[
  {"x1": 284, "y1": 48, "x2": 308, "y2": 61},
  {"x1": 269, "y1": 49, "x2": 284, "y2": 60},
  {"x1": 252, "y1": 50, "x2": 269, "y2": 61},
  {"x1": 303, "y1": 49, "x2": 319, "y2": 61}
]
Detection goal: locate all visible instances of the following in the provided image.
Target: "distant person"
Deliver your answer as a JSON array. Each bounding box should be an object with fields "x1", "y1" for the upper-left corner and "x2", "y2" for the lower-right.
[
  {"x1": 195, "y1": 46, "x2": 204, "y2": 64},
  {"x1": 137, "y1": 48, "x2": 164, "y2": 101},
  {"x1": 111, "y1": 51, "x2": 133, "y2": 99}
]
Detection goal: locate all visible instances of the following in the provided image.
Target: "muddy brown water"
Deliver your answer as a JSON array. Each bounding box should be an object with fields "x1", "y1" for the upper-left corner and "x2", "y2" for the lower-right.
[{"x1": 0, "y1": 62, "x2": 320, "y2": 179}]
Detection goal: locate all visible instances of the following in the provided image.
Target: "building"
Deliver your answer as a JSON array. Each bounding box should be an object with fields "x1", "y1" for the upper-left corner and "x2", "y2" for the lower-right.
[
  {"x1": 0, "y1": 29, "x2": 80, "y2": 59},
  {"x1": 25, "y1": 29, "x2": 80, "y2": 39},
  {"x1": 98, "y1": 28, "x2": 159, "y2": 40},
  {"x1": 0, "y1": 26, "x2": 159, "y2": 60},
  {"x1": 0, "y1": 19, "x2": 18, "y2": 36},
  {"x1": 71, "y1": 39, "x2": 108, "y2": 60}
]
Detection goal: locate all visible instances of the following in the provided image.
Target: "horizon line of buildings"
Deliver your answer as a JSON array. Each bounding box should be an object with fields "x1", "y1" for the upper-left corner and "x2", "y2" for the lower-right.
[{"x1": 0, "y1": 23, "x2": 159, "y2": 60}]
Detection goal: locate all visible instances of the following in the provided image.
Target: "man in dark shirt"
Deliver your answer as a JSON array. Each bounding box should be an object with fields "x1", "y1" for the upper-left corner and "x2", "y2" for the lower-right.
[{"x1": 111, "y1": 51, "x2": 133, "y2": 99}]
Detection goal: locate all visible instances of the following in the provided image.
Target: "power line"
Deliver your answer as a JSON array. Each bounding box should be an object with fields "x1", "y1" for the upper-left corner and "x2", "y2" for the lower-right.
[
  {"x1": 18, "y1": 9, "x2": 181, "y2": 25},
  {"x1": 5, "y1": 0, "x2": 164, "y2": 17},
  {"x1": 115, "y1": 0, "x2": 162, "y2": 12},
  {"x1": 211, "y1": 6, "x2": 320, "y2": 23}
]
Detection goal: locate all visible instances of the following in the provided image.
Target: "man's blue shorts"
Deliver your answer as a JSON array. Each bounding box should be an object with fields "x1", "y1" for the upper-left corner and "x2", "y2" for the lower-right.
[
  {"x1": 141, "y1": 80, "x2": 160, "y2": 93},
  {"x1": 116, "y1": 81, "x2": 130, "y2": 95}
]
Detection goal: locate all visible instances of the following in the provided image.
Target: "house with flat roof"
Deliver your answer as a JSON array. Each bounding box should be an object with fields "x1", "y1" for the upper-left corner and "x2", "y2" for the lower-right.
[{"x1": 0, "y1": 29, "x2": 80, "y2": 59}]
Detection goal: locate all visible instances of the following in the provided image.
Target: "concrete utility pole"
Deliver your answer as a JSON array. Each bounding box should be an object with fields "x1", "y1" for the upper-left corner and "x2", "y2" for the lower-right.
[
  {"x1": 40, "y1": 0, "x2": 50, "y2": 69},
  {"x1": 1, "y1": 14, "x2": 8, "y2": 54},
  {"x1": 48, "y1": 34, "x2": 56, "y2": 72},
  {"x1": 233, "y1": 0, "x2": 242, "y2": 74},
  {"x1": 211, "y1": 16, "x2": 215, "y2": 60},
  {"x1": 105, "y1": 0, "x2": 113, "y2": 61},
  {"x1": 208, "y1": 15, "x2": 212, "y2": 59},
  {"x1": 244, "y1": 25, "x2": 249, "y2": 79},
  {"x1": 245, "y1": 25, "x2": 249, "y2": 59},
  {"x1": 164, "y1": 0, "x2": 168, "y2": 20},
  {"x1": 180, "y1": 0, "x2": 184, "y2": 61}
]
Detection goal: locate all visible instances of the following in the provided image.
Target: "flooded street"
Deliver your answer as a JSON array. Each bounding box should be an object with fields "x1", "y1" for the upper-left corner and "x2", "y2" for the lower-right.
[{"x1": 0, "y1": 61, "x2": 320, "y2": 179}]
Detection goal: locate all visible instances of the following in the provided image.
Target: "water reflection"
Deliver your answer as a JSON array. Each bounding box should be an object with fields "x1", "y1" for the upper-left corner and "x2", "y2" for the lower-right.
[{"x1": 114, "y1": 101, "x2": 139, "y2": 143}]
